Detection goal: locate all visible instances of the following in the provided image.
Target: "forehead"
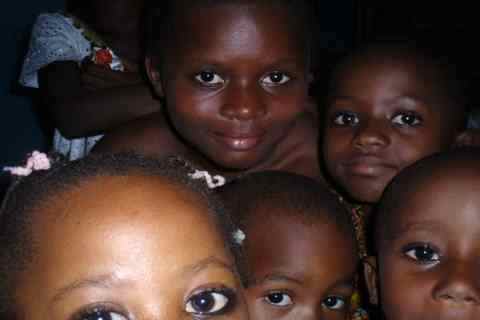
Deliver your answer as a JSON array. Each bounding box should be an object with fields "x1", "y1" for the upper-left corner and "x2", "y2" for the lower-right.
[
  {"x1": 245, "y1": 213, "x2": 356, "y2": 282},
  {"x1": 386, "y1": 173, "x2": 480, "y2": 241},
  {"x1": 34, "y1": 176, "x2": 225, "y2": 260},
  {"x1": 334, "y1": 55, "x2": 437, "y2": 94},
  {"x1": 330, "y1": 54, "x2": 460, "y2": 116},
  {"x1": 163, "y1": 3, "x2": 307, "y2": 66},
  {"x1": 18, "y1": 175, "x2": 235, "y2": 316}
]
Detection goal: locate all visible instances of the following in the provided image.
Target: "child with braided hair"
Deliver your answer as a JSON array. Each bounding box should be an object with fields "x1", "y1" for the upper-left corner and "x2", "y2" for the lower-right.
[{"x1": 0, "y1": 151, "x2": 247, "y2": 320}]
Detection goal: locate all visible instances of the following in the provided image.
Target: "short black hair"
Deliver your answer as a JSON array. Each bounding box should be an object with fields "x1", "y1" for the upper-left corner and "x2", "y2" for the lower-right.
[
  {"x1": 326, "y1": 41, "x2": 469, "y2": 130},
  {"x1": 374, "y1": 147, "x2": 480, "y2": 250},
  {"x1": 0, "y1": 152, "x2": 242, "y2": 316},
  {"x1": 220, "y1": 170, "x2": 355, "y2": 241},
  {"x1": 145, "y1": 0, "x2": 320, "y2": 68}
]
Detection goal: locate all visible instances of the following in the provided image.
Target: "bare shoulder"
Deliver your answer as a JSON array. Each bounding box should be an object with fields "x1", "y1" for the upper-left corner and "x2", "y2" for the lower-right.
[{"x1": 92, "y1": 112, "x2": 188, "y2": 158}]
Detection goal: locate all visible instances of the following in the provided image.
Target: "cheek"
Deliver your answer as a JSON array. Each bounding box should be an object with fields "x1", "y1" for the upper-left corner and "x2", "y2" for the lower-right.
[
  {"x1": 246, "y1": 295, "x2": 283, "y2": 320},
  {"x1": 323, "y1": 130, "x2": 350, "y2": 164},
  {"x1": 394, "y1": 135, "x2": 448, "y2": 169},
  {"x1": 379, "y1": 255, "x2": 431, "y2": 316}
]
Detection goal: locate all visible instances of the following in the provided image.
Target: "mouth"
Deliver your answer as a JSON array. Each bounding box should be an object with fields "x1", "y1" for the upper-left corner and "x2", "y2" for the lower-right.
[
  {"x1": 211, "y1": 130, "x2": 266, "y2": 152},
  {"x1": 342, "y1": 155, "x2": 397, "y2": 178}
]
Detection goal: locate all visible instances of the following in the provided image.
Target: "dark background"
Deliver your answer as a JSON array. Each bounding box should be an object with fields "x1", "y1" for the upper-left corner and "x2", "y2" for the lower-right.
[{"x1": 1, "y1": 0, "x2": 478, "y2": 191}]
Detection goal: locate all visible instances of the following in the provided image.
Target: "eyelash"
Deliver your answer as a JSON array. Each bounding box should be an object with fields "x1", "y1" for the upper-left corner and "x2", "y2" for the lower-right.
[
  {"x1": 194, "y1": 71, "x2": 225, "y2": 87},
  {"x1": 260, "y1": 71, "x2": 292, "y2": 86},
  {"x1": 193, "y1": 70, "x2": 292, "y2": 88},
  {"x1": 331, "y1": 111, "x2": 359, "y2": 127},
  {"x1": 322, "y1": 295, "x2": 347, "y2": 311},
  {"x1": 330, "y1": 110, "x2": 423, "y2": 128},
  {"x1": 402, "y1": 243, "x2": 441, "y2": 265},
  {"x1": 263, "y1": 290, "x2": 294, "y2": 307},
  {"x1": 73, "y1": 304, "x2": 129, "y2": 320},
  {"x1": 391, "y1": 112, "x2": 423, "y2": 127},
  {"x1": 185, "y1": 287, "x2": 236, "y2": 316}
]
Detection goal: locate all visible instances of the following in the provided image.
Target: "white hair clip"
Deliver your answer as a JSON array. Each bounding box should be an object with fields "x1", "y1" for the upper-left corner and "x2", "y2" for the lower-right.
[
  {"x1": 233, "y1": 229, "x2": 246, "y2": 245},
  {"x1": 4, "y1": 151, "x2": 51, "y2": 177},
  {"x1": 189, "y1": 170, "x2": 226, "y2": 189}
]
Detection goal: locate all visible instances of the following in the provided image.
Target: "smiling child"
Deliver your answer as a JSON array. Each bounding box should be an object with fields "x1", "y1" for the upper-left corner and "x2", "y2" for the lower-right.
[{"x1": 94, "y1": 0, "x2": 321, "y2": 180}]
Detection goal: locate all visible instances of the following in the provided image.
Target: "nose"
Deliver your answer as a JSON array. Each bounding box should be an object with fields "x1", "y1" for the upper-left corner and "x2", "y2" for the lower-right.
[
  {"x1": 433, "y1": 261, "x2": 480, "y2": 305},
  {"x1": 353, "y1": 120, "x2": 390, "y2": 152},
  {"x1": 220, "y1": 80, "x2": 267, "y2": 121}
]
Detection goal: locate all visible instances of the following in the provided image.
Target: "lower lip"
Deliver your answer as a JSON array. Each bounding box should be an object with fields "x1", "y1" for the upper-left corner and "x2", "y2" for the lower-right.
[
  {"x1": 213, "y1": 134, "x2": 264, "y2": 151},
  {"x1": 344, "y1": 162, "x2": 394, "y2": 177}
]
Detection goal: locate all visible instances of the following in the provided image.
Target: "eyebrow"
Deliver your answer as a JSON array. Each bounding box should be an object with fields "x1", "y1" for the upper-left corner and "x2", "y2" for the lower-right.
[
  {"x1": 185, "y1": 57, "x2": 305, "y2": 69},
  {"x1": 388, "y1": 221, "x2": 444, "y2": 242},
  {"x1": 329, "y1": 94, "x2": 431, "y2": 107},
  {"x1": 51, "y1": 273, "x2": 130, "y2": 304},
  {"x1": 181, "y1": 256, "x2": 236, "y2": 276},
  {"x1": 326, "y1": 275, "x2": 355, "y2": 292},
  {"x1": 253, "y1": 273, "x2": 304, "y2": 286},
  {"x1": 252, "y1": 273, "x2": 354, "y2": 292},
  {"x1": 51, "y1": 256, "x2": 234, "y2": 304}
]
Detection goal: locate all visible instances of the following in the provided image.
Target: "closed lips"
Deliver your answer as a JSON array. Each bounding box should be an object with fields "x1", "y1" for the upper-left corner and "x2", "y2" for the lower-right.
[{"x1": 342, "y1": 156, "x2": 396, "y2": 177}]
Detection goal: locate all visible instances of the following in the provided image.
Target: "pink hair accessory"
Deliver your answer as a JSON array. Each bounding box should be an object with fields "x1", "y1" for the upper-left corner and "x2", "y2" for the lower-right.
[
  {"x1": 4, "y1": 151, "x2": 51, "y2": 177},
  {"x1": 188, "y1": 170, "x2": 226, "y2": 189}
]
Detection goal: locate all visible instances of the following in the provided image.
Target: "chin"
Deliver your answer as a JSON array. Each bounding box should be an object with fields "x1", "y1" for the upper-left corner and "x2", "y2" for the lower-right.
[
  {"x1": 210, "y1": 152, "x2": 268, "y2": 172},
  {"x1": 216, "y1": 158, "x2": 262, "y2": 171},
  {"x1": 345, "y1": 187, "x2": 382, "y2": 204}
]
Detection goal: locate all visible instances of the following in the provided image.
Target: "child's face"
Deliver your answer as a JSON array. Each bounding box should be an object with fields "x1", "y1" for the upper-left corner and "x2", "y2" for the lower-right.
[
  {"x1": 149, "y1": 4, "x2": 309, "y2": 170},
  {"x1": 377, "y1": 175, "x2": 480, "y2": 320},
  {"x1": 243, "y1": 211, "x2": 357, "y2": 320},
  {"x1": 14, "y1": 175, "x2": 247, "y2": 320},
  {"x1": 323, "y1": 58, "x2": 462, "y2": 203}
]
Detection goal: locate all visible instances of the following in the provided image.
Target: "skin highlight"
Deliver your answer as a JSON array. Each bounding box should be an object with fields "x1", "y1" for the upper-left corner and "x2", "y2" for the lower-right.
[{"x1": 12, "y1": 174, "x2": 248, "y2": 320}]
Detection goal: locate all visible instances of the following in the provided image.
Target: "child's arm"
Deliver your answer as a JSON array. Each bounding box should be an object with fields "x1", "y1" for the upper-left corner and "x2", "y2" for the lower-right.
[{"x1": 38, "y1": 61, "x2": 160, "y2": 139}]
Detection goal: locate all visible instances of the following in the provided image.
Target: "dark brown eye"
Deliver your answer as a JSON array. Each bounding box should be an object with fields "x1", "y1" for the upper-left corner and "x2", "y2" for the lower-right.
[
  {"x1": 77, "y1": 308, "x2": 128, "y2": 320},
  {"x1": 185, "y1": 289, "x2": 234, "y2": 315},
  {"x1": 200, "y1": 71, "x2": 214, "y2": 82},
  {"x1": 261, "y1": 72, "x2": 290, "y2": 85},
  {"x1": 333, "y1": 112, "x2": 359, "y2": 126},
  {"x1": 194, "y1": 71, "x2": 224, "y2": 85},
  {"x1": 392, "y1": 113, "x2": 422, "y2": 126},
  {"x1": 404, "y1": 244, "x2": 440, "y2": 264},
  {"x1": 322, "y1": 296, "x2": 346, "y2": 310},
  {"x1": 264, "y1": 291, "x2": 293, "y2": 307}
]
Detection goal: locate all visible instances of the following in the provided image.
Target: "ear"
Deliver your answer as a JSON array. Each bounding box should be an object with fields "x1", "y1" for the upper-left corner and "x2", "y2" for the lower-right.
[
  {"x1": 145, "y1": 56, "x2": 164, "y2": 97},
  {"x1": 454, "y1": 129, "x2": 478, "y2": 147},
  {"x1": 363, "y1": 256, "x2": 379, "y2": 305}
]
